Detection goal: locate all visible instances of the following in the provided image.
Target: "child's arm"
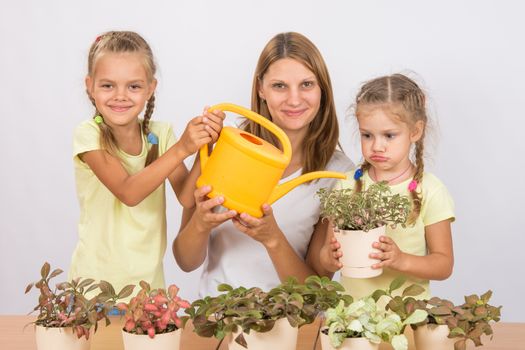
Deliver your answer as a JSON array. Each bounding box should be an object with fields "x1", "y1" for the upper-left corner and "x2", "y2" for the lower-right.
[
  {"x1": 306, "y1": 219, "x2": 339, "y2": 278},
  {"x1": 316, "y1": 223, "x2": 343, "y2": 274},
  {"x1": 81, "y1": 116, "x2": 213, "y2": 207},
  {"x1": 371, "y1": 219, "x2": 454, "y2": 280},
  {"x1": 168, "y1": 109, "x2": 224, "y2": 208}
]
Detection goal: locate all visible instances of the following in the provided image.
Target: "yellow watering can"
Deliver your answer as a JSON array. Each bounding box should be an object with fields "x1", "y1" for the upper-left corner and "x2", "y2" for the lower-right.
[{"x1": 196, "y1": 103, "x2": 347, "y2": 218}]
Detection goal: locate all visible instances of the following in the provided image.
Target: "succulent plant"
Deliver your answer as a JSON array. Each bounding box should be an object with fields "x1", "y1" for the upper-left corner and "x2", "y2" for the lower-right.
[
  {"x1": 116, "y1": 280, "x2": 190, "y2": 339},
  {"x1": 25, "y1": 262, "x2": 134, "y2": 340},
  {"x1": 318, "y1": 181, "x2": 410, "y2": 232}
]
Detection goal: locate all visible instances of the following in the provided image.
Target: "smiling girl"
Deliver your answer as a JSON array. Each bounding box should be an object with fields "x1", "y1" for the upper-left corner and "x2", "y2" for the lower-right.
[{"x1": 69, "y1": 31, "x2": 223, "y2": 295}]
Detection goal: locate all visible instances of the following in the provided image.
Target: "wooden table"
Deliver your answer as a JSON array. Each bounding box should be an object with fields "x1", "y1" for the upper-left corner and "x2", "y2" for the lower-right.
[{"x1": 1, "y1": 315, "x2": 523, "y2": 349}]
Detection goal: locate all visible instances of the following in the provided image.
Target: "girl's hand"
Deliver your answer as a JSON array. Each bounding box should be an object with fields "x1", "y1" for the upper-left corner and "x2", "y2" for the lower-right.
[
  {"x1": 319, "y1": 229, "x2": 343, "y2": 273},
  {"x1": 193, "y1": 185, "x2": 237, "y2": 232},
  {"x1": 202, "y1": 108, "x2": 225, "y2": 143},
  {"x1": 232, "y1": 204, "x2": 283, "y2": 249},
  {"x1": 178, "y1": 116, "x2": 213, "y2": 156},
  {"x1": 370, "y1": 235, "x2": 407, "y2": 271}
]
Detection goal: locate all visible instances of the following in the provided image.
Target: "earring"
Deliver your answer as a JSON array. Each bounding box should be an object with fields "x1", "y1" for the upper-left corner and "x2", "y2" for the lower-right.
[{"x1": 94, "y1": 115, "x2": 103, "y2": 124}]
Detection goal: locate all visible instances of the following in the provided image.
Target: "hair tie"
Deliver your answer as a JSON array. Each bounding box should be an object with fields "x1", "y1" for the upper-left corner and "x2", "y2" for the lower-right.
[
  {"x1": 94, "y1": 115, "x2": 103, "y2": 124},
  {"x1": 408, "y1": 180, "x2": 418, "y2": 192},
  {"x1": 147, "y1": 132, "x2": 158, "y2": 145},
  {"x1": 353, "y1": 168, "x2": 363, "y2": 181}
]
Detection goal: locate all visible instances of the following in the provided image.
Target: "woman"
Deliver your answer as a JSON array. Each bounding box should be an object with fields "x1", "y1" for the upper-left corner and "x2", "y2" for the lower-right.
[{"x1": 173, "y1": 32, "x2": 354, "y2": 296}]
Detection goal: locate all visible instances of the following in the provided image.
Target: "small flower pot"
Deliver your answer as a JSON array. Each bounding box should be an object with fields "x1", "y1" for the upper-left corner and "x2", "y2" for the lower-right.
[
  {"x1": 413, "y1": 324, "x2": 456, "y2": 350},
  {"x1": 320, "y1": 329, "x2": 379, "y2": 350},
  {"x1": 121, "y1": 328, "x2": 182, "y2": 350},
  {"x1": 228, "y1": 318, "x2": 298, "y2": 350},
  {"x1": 335, "y1": 225, "x2": 384, "y2": 278},
  {"x1": 35, "y1": 325, "x2": 91, "y2": 350}
]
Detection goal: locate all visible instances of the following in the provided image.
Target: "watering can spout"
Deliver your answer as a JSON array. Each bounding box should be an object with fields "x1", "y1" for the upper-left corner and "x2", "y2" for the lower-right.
[{"x1": 268, "y1": 171, "x2": 347, "y2": 204}]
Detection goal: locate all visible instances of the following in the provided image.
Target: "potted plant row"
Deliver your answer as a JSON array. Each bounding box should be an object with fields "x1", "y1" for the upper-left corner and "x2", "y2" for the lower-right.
[
  {"x1": 318, "y1": 181, "x2": 411, "y2": 278},
  {"x1": 185, "y1": 275, "x2": 352, "y2": 350},
  {"x1": 374, "y1": 277, "x2": 502, "y2": 350},
  {"x1": 25, "y1": 262, "x2": 134, "y2": 350}
]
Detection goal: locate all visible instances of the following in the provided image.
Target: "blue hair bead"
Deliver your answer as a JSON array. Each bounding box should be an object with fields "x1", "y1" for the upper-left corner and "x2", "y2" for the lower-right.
[
  {"x1": 353, "y1": 168, "x2": 363, "y2": 180},
  {"x1": 147, "y1": 132, "x2": 158, "y2": 145}
]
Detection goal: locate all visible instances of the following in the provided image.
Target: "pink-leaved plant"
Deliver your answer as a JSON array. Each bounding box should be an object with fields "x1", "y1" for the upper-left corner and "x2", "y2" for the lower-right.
[{"x1": 117, "y1": 280, "x2": 190, "y2": 338}]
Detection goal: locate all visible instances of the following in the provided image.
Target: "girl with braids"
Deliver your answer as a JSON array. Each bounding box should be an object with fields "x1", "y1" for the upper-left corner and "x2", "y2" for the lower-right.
[
  {"x1": 69, "y1": 31, "x2": 223, "y2": 296},
  {"x1": 173, "y1": 32, "x2": 353, "y2": 297},
  {"x1": 320, "y1": 73, "x2": 455, "y2": 300}
]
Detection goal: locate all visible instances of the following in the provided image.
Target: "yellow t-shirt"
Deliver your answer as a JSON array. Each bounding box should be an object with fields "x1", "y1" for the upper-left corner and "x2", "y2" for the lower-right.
[
  {"x1": 339, "y1": 171, "x2": 455, "y2": 300},
  {"x1": 69, "y1": 119, "x2": 177, "y2": 296}
]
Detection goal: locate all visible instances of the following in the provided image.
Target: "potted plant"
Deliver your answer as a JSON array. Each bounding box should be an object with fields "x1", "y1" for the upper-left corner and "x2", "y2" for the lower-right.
[
  {"x1": 318, "y1": 181, "x2": 410, "y2": 278},
  {"x1": 186, "y1": 275, "x2": 350, "y2": 350},
  {"x1": 320, "y1": 293, "x2": 427, "y2": 350},
  {"x1": 406, "y1": 291, "x2": 502, "y2": 350},
  {"x1": 116, "y1": 280, "x2": 190, "y2": 350},
  {"x1": 25, "y1": 262, "x2": 134, "y2": 350}
]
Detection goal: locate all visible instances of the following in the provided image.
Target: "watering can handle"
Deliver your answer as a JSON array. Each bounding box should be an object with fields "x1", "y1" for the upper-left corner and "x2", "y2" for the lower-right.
[{"x1": 199, "y1": 103, "x2": 292, "y2": 170}]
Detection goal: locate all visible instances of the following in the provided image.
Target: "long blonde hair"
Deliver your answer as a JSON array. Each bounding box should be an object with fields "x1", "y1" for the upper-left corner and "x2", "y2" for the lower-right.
[
  {"x1": 86, "y1": 31, "x2": 158, "y2": 166},
  {"x1": 354, "y1": 74, "x2": 428, "y2": 223},
  {"x1": 243, "y1": 32, "x2": 340, "y2": 174}
]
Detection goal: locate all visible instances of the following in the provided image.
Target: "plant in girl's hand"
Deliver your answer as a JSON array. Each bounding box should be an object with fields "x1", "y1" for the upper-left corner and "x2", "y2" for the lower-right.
[
  {"x1": 318, "y1": 181, "x2": 411, "y2": 232},
  {"x1": 25, "y1": 262, "x2": 135, "y2": 339},
  {"x1": 116, "y1": 280, "x2": 190, "y2": 339}
]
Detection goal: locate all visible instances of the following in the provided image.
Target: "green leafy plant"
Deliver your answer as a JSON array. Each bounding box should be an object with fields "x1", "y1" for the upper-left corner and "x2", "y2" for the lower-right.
[
  {"x1": 116, "y1": 280, "x2": 190, "y2": 339},
  {"x1": 406, "y1": 291, "x2": 502, "y2": 350},
  {"x1": 323, "y1": 295, "x2": 427, "y2": 350},
  {"x1": 318, "y1": 181, "x2": 410, "y2": 231},
  {"x1": 25, "y1": 262, "x2": 134, "y2": 340},
  {"x1": 186, "y1": 275, "x2": 351, "y2": 349}
]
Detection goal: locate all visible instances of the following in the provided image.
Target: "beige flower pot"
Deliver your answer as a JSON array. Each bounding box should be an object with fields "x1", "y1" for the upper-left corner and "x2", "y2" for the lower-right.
[
  {"x1": 121, "y1": 328, "x2": 182, "y2": 350},
  {"x1": 320, "y1": 329, "x2": 379, "y2": 350},
  {"x1": 228, "y1": 318, "x2": 298, "y2": 350},
  {"x1": 35, "y1": 325, "x2": 91, "y2": 350},
  {"x1": 413, "y1": 324, "x2": 456, "y2": 350},
  {"x1": 335, "y1": 226, "x2": 384, "y2": 278}
]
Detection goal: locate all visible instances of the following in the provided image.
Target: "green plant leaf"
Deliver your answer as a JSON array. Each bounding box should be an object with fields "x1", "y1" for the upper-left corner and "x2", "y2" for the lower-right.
[
  {"x1": 401, "y1": 284, "x2": 425, "y2": 297},
  {"x1": 40, "y1": 262, "x2": 50, "y2": 280},
  {"x1": 118, "y1": 285, "x2": 135, "y2": 299},
  {"x1": 389, "y1": 277, "x2": 406, "y2": 292}
]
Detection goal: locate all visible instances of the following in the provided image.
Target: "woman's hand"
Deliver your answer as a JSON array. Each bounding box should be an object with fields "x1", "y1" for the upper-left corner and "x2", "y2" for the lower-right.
[
  {"x1": 370, "y1": 235, "x2": 407, "y2": 271},
  {"x1": 192, "y1": 185, "x2": 237, "y2": 232},
  {"x1": 232, "y1": 204, "x2": 284, "y2": 250}
]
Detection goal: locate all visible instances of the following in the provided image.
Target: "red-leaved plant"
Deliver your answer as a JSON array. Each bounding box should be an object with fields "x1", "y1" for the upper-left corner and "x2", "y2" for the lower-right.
[{"x1": 116, "y1": 280, "x2": 190, "y2": 338}]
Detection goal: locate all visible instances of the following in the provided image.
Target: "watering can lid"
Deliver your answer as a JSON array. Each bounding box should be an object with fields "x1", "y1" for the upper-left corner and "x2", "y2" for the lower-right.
[{"x1": 221, "y1": 127, "x2": 289, "y2": 169}]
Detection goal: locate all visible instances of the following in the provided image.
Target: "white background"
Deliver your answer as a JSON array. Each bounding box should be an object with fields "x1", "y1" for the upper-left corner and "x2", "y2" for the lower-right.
[{"x1": 1, "y1": 0, "x2": 524, "y2": 321}]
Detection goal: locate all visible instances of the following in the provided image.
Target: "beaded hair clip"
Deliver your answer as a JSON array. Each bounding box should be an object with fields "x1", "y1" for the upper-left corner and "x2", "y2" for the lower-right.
[
  {"x1": 353, "y1": 168, "x2": 363, "y2": 181},
  {"x1": 408, "y1": 180, "x2": 418, "y2": 192},
  {"x1": 147, "y1": 132, "x2": 158, "y2": 145}
]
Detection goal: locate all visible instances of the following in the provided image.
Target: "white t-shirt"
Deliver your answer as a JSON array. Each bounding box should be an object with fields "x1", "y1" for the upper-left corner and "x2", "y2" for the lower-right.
[{"x1": 198, "y1": 150, "x2": 354, "y2": 297}]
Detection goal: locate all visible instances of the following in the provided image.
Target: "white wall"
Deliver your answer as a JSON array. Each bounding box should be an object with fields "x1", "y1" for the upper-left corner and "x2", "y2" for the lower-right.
[{"x1": 1, "y1": 0, "x2": 523, "y2": 321}]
